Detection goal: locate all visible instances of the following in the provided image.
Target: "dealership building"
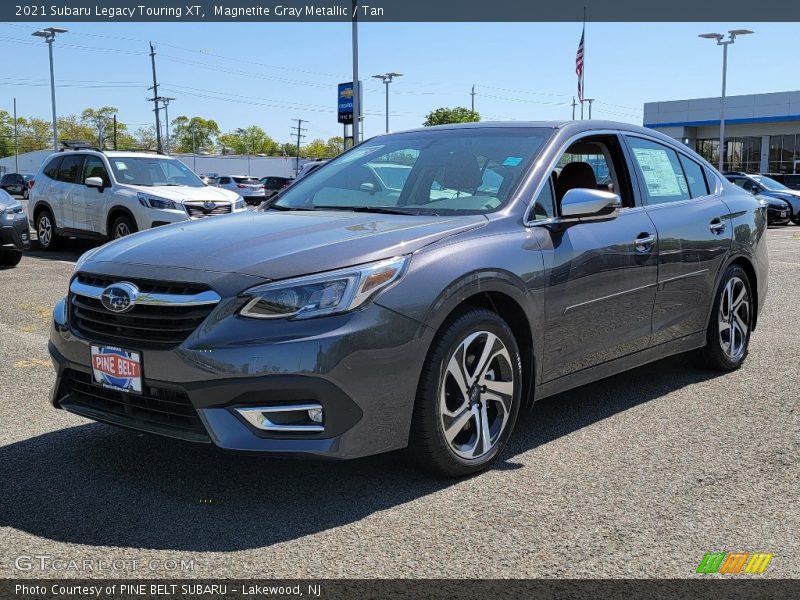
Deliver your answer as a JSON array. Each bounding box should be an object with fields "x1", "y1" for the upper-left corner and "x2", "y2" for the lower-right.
[{"x1": 644, "y1": 90, "x2": 800, "y2": 174}]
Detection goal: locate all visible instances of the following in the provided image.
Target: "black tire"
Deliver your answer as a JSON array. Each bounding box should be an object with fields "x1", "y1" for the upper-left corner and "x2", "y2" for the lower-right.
[
  {"x1": 793, "y1": 217, "x2": 800, "y2": 226},
  {"x1": 0, "y1": 249, "x2": 22, "y2": 268},
  {"x1": 698, "y1": 265, "x2": 753, "y2": 371},
  {"x1": 408, "y1": 308, "x2": 522, "y2": 477},
  {"x1": 110, "y1": 214, "x2": 137, "y2": 240},
  {"x1": 35, "y1": 208, "x2": 60, "y2": 251}
]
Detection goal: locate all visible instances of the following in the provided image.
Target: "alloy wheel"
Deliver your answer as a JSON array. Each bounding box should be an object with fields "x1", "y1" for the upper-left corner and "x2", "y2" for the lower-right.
[
  {"x1": 114, "y1": 222, "x2": 131, "y2": 239},
  {"x1": 37, "y1": 215, "x2": 52, "y2": 248},
  {"x1": 439, "y1": 331, "x2": 514, "y2": 460},
  {"x1": 718, "y1": 276, "x2": 750, "y2": 361}
]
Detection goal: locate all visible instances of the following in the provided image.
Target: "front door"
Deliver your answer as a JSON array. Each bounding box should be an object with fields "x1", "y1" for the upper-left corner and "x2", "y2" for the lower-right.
[
  {"x1": 73, "y1": 155, "x2": 111, "y2": 233},
  {"x1": 624, "y1": 135, "x2": 732, "y2": 344},
  {"x1": 539, "y1": 134, "x2": 659, "y2": 382}
]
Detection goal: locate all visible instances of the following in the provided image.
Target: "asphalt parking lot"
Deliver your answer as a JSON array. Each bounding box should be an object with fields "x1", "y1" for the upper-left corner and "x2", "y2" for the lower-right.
[{"x1": 1, "y1": 208, "x2": 798, "y2": 579}]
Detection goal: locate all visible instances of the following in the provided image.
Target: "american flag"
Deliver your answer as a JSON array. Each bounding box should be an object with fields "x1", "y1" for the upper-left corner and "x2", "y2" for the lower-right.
[{"x1": 575, "y1": 26, "x2": 585, "y2": 103}]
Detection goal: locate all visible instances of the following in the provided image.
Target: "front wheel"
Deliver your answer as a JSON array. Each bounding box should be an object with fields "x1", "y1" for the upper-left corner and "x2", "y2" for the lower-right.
[
  {"x1": 409, "y1": 308, "x2": 522, "y2": 477},
  {"x1": 35, "y1": 209, "x2": 59, "y2": 250},
  {"x1": 110, "y1": 214, "x2": 137, "y2": 240},
  {"x1": 698, "y1": 265, "x2": 753, "y2": 371}
]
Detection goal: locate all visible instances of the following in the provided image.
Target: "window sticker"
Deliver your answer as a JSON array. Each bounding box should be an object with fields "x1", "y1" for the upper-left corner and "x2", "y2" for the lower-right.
[
  {"x1": 502, "y1": 156, "x2": 523, "y2": 167},
  {"x1": 632, "y1": 148, "x2": 682, "y2": 197},
  {"x1": 114, "y1": 161, "x2": 128, "y2": 171}
]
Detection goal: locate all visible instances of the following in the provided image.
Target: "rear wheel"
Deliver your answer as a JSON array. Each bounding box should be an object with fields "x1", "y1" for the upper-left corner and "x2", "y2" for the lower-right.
[
  {"x1": 409, "y1": 308, "x2": 522, "y2": 477},
  {"x1": 698, "y1": 265, "x2": 753, "y2": 371},
  {"x1": 110, "y1": 214, "x2": 137, "y2": 240},
  {"x1": 22, "y1": 187, "x2": 29, "y2": 200},
  {"x1": 0, "y1": 249, "x2": 22, "y2": 268},
  {"x1": 35, "y1": 209, "x2": 59, "y2": 250}
]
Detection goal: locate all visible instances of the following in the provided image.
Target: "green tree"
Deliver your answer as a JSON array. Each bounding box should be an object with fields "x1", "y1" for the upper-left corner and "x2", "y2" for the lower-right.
[
  {"x1": 130, "y1": 126, "x2": 157, "y2": 151},
  {"x1": 423, "y1": 107, "x2": 480, "y2": 127},
  {"x1": 80, "y1": 106, "x2": 120, "y2": 149},
  {"x1": 57, "y1": 115, "x2": 96, "y2": 144},
  {"x1": 0, "y1": 110, "x2": 13, "y2": 158},
  {"x1": 219, "y1": 125, "x2": 280, "y2": 156},
  {"x1": 17, "y1": 117, "x2": 52, "y2": 152},
  {"x1": 302, "y1": 138, "x2": 330, "y2": 159},
  {"x1": 326, "y1": 136, "x2": 344, "y2": 157},
  {"x1": 170, "y1": 116, "x2": 220, "y2": 153}
]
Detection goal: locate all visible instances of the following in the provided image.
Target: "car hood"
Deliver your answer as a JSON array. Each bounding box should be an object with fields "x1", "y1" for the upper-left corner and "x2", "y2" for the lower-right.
[
  {"x1": 130, "y1": 184, "x2": 239, "y2": 203},
  {"x1": 83, "y1": 210, "x2": 487, "y2": 280}
]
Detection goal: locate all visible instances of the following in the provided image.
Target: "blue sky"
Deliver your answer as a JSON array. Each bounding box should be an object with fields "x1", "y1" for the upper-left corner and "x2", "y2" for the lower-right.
[{"x1": 0, "y1": 21, "x2": 794, "y2": 143}]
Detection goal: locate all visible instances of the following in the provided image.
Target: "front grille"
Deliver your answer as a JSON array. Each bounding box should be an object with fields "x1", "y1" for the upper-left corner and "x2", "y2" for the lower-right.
[
  {"x1": 69, "y1": 274, "x2": 218, "y2": 349},
  {"x1": 184, "y1": 201, "x2": 232, "y2": 219},
  {"x1": 60, "y1": 369, "x2": 208, "y2": 442}
]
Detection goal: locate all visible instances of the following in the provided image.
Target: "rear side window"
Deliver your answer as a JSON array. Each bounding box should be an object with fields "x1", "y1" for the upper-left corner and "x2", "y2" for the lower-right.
[
  {"x1": 626, "y1": 137, "x2": 690, "y2": 205},
  {"x1": 218, "y1": 177, "x2": 230, "y2": 184},
  {"x1": 57, "y1": 155, "x2": 84, "y2": 184},
  {"x1": 43, "y1": 157, "x2": 63, "y2": 180},
  {"x1": 678, "y1": 155, "x2": 709, "y2": 198}
]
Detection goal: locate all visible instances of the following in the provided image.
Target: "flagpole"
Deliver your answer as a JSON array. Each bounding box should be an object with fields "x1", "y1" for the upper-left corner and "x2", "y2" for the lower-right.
[{"x1": 581, "y1": 7, "x2": 586, "y2": 120}]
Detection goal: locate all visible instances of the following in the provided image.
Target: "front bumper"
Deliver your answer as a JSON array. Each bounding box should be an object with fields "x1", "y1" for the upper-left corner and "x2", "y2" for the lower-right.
[
  {"x1": 1, "y1": 211, "x2": 31, "y2": 251},
  {"x1": 49, "y1": 294, "x2": 429, "y2": 459}
]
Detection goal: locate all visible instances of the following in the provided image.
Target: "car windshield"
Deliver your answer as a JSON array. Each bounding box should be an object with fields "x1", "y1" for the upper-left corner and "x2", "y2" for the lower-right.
[
  {"x1": 752, "y1": 175, "x2": 789, "y2": 191},
  {"x1": 273, "y1": 128, "x2": 550, "y2": 215},
  {"x1": 108, "y1": 157, "x2": 204, "y2": 187}
]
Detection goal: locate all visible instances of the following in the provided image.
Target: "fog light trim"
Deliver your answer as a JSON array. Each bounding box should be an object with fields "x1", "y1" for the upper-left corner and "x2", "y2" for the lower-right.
[{"x1": 235, "y1": 403, "x2": 325, "y2": 432}]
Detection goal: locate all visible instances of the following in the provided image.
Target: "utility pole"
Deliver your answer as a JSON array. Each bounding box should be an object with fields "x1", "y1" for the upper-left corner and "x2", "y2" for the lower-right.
[
  {"x1": 291, "y1": 119, "x2": 308, "y2": 176},
  {"x1": 159, "y1": 97, "x2": 175, "y2": 154},
  {"x1": 372, "y1": 72, "x2": 402, "y2": 133},
  {"x1": 571, "y1": 96, "x2": 577, "y2": 120},
  {"x1": 148, "y1": 42, "x2": 162, "y2": 153},
  {"x1": 584, "y1": 98, "x2": 594, "y2": 120},
  {"x1": 471, "y1": 84, "x2": 476, "y2": 112},
  {"x1": 13, "y1": 98, "x2": 18, "y2": 173},
  {"x1": 191, "y1": 124, "x2": 197, "y2": 171},
  {"x1": 113, "y1": 114, "x2": 117, "y2": 150},
  {"x1": 351, "y1": 0, "x2": 360, "y2": 145}
]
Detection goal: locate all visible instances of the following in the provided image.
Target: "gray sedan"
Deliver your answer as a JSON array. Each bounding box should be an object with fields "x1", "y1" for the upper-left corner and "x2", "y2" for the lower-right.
[
  {"x1": 0, "y1": 189, "x2": 29, "y2": 268},
  {"x1": 49, "y1": 121, "x2": 767, "y2": 476}
]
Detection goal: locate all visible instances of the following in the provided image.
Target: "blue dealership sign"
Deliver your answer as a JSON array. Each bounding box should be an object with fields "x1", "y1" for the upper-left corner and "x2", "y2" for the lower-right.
[{"x1": 338, "y1": 81, "x2": 355, "y2": 124}]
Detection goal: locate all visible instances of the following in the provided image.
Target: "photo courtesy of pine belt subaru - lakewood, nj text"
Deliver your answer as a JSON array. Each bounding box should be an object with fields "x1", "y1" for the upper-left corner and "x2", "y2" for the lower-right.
[
  {"x1": 48, "y1": 121, "x2": 768, "y2": 477},
  {"x1": 29, "y1": 148, "x2": 246, "y2": 249}
]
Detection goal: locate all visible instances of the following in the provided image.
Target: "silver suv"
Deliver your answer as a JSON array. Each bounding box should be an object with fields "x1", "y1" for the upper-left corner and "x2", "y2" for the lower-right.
[{"x1": 30, "y1": 150, "x2": 246, "y2": 249}]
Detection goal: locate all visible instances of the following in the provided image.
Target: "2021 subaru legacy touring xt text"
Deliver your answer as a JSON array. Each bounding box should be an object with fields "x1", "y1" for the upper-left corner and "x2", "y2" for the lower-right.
[{"x1": 49, "y1": 121, "x2": 767, "y2": 476}]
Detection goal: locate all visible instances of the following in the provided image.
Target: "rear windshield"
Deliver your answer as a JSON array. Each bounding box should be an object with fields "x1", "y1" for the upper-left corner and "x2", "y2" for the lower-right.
[
  {"x1": 274, "y1": 127, "x2": 550, "y2": 215},
  {"x1": 233, "y1": 177, "x2": 261, "y2": 184}
]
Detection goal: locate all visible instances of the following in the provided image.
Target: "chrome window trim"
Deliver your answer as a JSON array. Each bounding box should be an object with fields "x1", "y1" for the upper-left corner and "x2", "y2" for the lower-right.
[{"x1": 69, "y1": 278, "x2": 221, "y2": 307}]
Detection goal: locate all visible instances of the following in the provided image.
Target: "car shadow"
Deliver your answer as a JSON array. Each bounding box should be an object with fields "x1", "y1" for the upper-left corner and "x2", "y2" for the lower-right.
[
  {"x1": 24, "y1": 238, "x2": 100, "y2": 263},
  {"x1": 0, "y1": 353, "x2": 717, "y2": 552}
]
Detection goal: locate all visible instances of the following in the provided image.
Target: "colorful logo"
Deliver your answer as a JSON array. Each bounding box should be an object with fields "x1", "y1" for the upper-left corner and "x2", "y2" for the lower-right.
[
  {"x1": 92, "y1": 346, "x2": 142, "y2": 392},
  {"x1": 696, "y1": 552, "x2": 773, "y2": 574}
]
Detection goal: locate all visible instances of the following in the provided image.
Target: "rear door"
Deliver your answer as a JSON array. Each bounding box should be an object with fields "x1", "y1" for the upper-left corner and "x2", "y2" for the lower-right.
[
  {"x1": 53, "y1": 155, "x2": 85, "y2": 230},
  {"x1": 623, "y1": 135, "x2": 732, "y2": 344}
]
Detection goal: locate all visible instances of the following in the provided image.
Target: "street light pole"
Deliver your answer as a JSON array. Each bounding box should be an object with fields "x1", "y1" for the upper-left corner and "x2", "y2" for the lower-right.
[
  {"x1": 159, "y1": 97, "x2": 175, "y2": 154},
  {"x1": 32, "y1": 27, "x2": 67, "y2": 151},
  {"x1": 699, "y1": 29, "x2": 754, "y2": 171},
  {"x1": 372, "y1": 72, "x2": 402, "y2": 133}
]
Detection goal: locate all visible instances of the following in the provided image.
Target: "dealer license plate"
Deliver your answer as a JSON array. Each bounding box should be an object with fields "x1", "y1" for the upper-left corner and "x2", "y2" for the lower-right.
[{"x1": 91, "y1": 345, "x2": 142, "y2": 394}]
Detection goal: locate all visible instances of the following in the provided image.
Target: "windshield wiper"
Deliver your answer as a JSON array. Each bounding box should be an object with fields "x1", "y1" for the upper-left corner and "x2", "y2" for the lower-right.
[
  {"x1": 267, "y1": 204, "x2": 319, "y2": 211},
  {"x1": 315, "y1": 205, "x2": 417, "y2": 216}
]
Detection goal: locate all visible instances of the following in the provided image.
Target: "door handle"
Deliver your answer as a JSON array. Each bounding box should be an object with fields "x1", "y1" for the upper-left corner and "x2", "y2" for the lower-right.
[
  {"x1": 634, "y1": 232, "x2": 656, "y2": 252},
  {"x1": 709, "y1": 218, "x2": 726, "y2": 234}
]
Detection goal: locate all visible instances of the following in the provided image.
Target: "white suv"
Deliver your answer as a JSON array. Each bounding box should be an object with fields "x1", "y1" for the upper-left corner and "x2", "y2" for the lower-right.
[{"x1": 29, "y1": 150, "x2": 246, "y2": 249}]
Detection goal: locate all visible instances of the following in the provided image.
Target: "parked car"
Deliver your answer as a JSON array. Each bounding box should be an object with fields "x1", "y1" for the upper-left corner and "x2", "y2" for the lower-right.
[
  {"x1": 0, "y1": 173, "x2": 34, "y2": 199},
  {"x1": 295, "y1": 160, "x2": 328, "y2": 181},
  {"x1": 760, "y1": 172, "x2": 800, "y2": 191},
  {"x1": 216, "y1": 175, "x2": 264, "y2": 205},
  {"x1": 260, "y1": 176, "x2": 293, "y2": 200},
  {"x1": 29, "y1": 150, "x2": 246, "y2": 250},
  {"x1": 724, "y1": 172, "x2": 800, "y2": 224},
  {"x1": 200, "y1": 175, "x2": 218, "y2": 186},
  {"x1": 0, "y1": 189, "x2": 30, "y2": 267},
  {"x1": 50, "y1": 121, "x2": 767, "y2": 477},
  {"x1": 759, "y1": 195, "x2": 791, "y2": 225}
]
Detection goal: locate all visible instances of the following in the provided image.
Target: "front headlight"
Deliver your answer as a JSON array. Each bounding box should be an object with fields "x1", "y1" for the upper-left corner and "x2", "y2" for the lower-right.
[
  {"x1": 240, "y1": 256, "x2": 409, "y2": 320},
  {"x1": 137, "y1": 192, "x2": 179, "y2": 211},
  {"x1": 235, "y1": 197, "x2": 245, "y2": 210}
]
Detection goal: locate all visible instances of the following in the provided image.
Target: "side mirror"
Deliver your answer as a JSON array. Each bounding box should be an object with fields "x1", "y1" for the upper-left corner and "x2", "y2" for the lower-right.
[
  {"x1": 560, "y1": 188, "x2": 621, "y2": 220},
  {"x1": 85, "y1": 176, "x2": 105, "y2": 189},
  {"x1": 360, "y1": 182, "x2": 376, "y2": 194}
]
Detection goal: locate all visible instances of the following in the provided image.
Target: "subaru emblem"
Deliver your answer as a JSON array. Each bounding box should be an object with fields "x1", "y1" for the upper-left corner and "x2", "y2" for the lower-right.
[
  {"x1": 203, "y1": 201, "x2": 216, "y2": 210},
  {"x1": 100, "y1": 282, "x2": 139, "y2": 314}
]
